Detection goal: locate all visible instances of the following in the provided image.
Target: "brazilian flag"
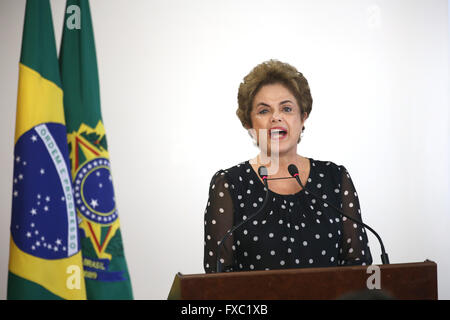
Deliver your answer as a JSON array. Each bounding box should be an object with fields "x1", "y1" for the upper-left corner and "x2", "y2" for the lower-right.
[
  {"x1": 59, "y1": 0, "x2": 133, "y2": 299},
  {"x1": 7, "y1": 0, "x2": 86, "y2": 300}
]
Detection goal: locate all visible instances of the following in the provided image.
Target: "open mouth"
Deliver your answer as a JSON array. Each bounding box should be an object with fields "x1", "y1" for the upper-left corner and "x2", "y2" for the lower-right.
[{"x1": 269, "y1": 128, "x2": 288, "y2": 139}]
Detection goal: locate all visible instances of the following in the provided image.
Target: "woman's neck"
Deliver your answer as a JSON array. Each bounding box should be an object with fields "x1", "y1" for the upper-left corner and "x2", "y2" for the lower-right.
[{"x1": 253, "y1": 151, "x2": 302, "y2": 176}]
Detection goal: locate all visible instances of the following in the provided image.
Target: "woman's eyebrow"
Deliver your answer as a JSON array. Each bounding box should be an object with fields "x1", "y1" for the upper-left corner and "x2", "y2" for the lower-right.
[
  {"x1": 255, "y1": 102, "x2": 271, "y2": 108},
  {"x1": 279, "y1": 99, "x2": 294, "y2": 105}
]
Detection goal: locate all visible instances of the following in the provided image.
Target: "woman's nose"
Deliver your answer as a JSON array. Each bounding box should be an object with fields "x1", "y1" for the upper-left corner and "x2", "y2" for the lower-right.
[{"x1": 271, "y1": 111, "x2": 282, "y2": 122}]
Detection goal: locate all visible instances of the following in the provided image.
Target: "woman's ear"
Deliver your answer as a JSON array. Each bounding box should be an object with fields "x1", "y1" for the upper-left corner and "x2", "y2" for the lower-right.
[{"x1": 301, "y1": 112, "x2": 309, "y2": 122}]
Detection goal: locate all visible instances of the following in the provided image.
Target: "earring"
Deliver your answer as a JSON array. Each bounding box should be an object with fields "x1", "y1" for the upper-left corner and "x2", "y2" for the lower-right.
[
  {"x1": 298, "y1": 126, "x2": 305, "y2": 144},
  {"x1": 248, "y1": 128, "x2": 258, "y2": 146}
]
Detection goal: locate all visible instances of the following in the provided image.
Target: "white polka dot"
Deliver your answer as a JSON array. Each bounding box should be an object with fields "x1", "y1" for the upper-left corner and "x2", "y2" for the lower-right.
[
  {"x1": 309, "y1": 259, "x2": 314, "y2": 264},
  {"x1": 237, "y1": 195, "x2": 242, "y2": 200},
  {"x1": 303, "y1": 241, "x2": 308, "y2": 246},
  {"x1": 315, "y1": 234, "x2": 320, "y2": 239},
  {"x1": 240, "y1": 203, "x2": 244, "y2": 208},
  {"x1": 269, "y1": 233, "x2": 274, "y2": 238},
  {"x1": 219, "y1": 208, "x2": 224, "y2": 213},
  {"x1": 270, "y1": 250, "x2": 275, "y2": 255},
  {"x1": 256, "y1": 255, "x2": 261, "y2": 260},
  {"x1": 280, "y1": 260, "x2": 285, "y2": 266},
  {"x1": 295, "y1": 259, "x2": 300, "y2": 264},
  {"x1": 344, "y1": 190, "x2": 349, "y2": 195},
  {"x1": 250, "y1": 264, "x2": 254, "y2": 270},
  {"x1": 212, "y1": 219, "x2": 216, "y2": 224},
  {"x1": 224, "y1": 183, "x2": 229, "y2": 188},
  {"x1": 253, "y1": 203, "x2": 257, "y2": 207},
  {"x1": 321, "y1": 250, "x2": 326, "y2": 255},
  {"x1": 349, "y1": 203, "x2": 354, "y2": 207},
  {"x1": 209, "y1": 251, "x2": 213, "y2": 256},
  {"x1": 219, "y1": 192, "x2": 224, "y2": 197},
  {"x1": 243, "y1": 229, "x2": 248, "y2": 235},
  {"x1": 317, "y1": 183, "x2": 322, "y2": 188},
  {"x1": 253, "y1": 236, "x2": 258, "y2": 241}
]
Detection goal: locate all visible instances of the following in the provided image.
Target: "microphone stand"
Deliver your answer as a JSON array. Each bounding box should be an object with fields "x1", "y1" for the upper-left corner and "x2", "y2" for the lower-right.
[
  {"x1": 288, "y1": 165, "x2": 390, "y2": 264},
  {"x1": 216, "y1": 168, "x2": 271, "y2": 272}
]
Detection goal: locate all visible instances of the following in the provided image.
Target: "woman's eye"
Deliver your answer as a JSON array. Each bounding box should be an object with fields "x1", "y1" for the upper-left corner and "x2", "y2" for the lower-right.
[
  {"x1": 283, "y1": 106, "x2": 292, "y2": 112},
  {"x1": 258, "y1": 109, "x2": 269, "y2": 115}
]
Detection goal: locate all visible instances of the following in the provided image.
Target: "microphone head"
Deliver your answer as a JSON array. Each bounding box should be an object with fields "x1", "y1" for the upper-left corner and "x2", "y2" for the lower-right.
[
  {"x1": 288, "y1": 164, "x2": 299, "y2": 177},
  {"x1": 258, "y1": 166, "x2": 268, "y2": 180}
]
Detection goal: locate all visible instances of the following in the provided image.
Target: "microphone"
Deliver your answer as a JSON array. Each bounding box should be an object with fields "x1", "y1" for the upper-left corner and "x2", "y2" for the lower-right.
[
  {"x1": 216, "y1": 166, "x2": 271, "y2": 272},
  {"x1": 288, "y1": 164, "x2": 390, "y2": 265}
]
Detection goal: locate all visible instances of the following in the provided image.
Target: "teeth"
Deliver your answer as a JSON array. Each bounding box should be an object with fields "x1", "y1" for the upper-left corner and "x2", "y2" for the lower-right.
[{"x1": 270, "y1": 129, "x2": 286, "y2": 135}]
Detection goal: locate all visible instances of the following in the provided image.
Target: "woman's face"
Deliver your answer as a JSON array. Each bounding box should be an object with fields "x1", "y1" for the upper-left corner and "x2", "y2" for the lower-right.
[{"x1": 248, "y1": 83, "x2": 307, "y2": 157}]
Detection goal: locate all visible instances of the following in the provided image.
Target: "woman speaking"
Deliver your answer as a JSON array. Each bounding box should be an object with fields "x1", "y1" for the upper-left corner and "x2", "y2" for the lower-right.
[{"x1": 204, "y1": 60, "x2": 372, "y2": 273}]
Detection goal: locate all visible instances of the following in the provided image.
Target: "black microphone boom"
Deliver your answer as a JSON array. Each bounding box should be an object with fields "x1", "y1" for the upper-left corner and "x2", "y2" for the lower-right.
[
  {"x1": 288, "y1": 164, "x2": 390, "y2": 264},
  {"x1": 216, "y1": 166, "x2": 271, "y2": 272}
]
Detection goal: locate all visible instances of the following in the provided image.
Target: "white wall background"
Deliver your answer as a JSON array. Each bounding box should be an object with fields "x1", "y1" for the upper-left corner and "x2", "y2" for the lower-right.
[{"x1": 0, "y1": 0, "x2": 449, "y2": 299}]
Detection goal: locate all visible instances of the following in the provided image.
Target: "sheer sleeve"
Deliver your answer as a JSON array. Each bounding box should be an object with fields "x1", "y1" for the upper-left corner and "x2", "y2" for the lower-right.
[
  {"x1": 337, "y1": 166, "x2": 373, "y2": 266},
  {"x1": 203, "y1": 170, "x2": 236, "y2": 273}
]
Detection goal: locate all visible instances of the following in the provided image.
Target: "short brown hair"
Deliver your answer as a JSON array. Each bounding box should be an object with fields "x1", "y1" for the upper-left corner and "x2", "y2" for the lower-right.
[{"x1": 236, "y1": 59, "x2": 313, "y2": 128}]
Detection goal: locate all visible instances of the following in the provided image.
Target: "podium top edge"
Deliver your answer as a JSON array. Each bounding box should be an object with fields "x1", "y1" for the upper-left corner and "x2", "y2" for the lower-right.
[{"x1": 175, "y1": 260, "x2": 436, "y2": 279}]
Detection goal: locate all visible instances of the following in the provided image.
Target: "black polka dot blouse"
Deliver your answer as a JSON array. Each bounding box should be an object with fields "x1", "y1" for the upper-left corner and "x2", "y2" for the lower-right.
[{"x1": 203, "y1": 158, "x2": 373, "y2": 273}]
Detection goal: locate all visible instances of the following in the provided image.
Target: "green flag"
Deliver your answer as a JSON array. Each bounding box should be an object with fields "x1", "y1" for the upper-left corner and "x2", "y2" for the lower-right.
[
  {"x1": 59, "y1": 0, "x2": 133, "y2": 299},
  {"x1": 8, "y1": 0, "x2": 86, "y2": 300}
]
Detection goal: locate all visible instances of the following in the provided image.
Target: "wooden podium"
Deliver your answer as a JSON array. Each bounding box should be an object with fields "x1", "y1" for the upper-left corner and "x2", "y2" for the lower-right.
[{"x1": 168, "y1": 260, "x2": 437, "y2": 300}]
